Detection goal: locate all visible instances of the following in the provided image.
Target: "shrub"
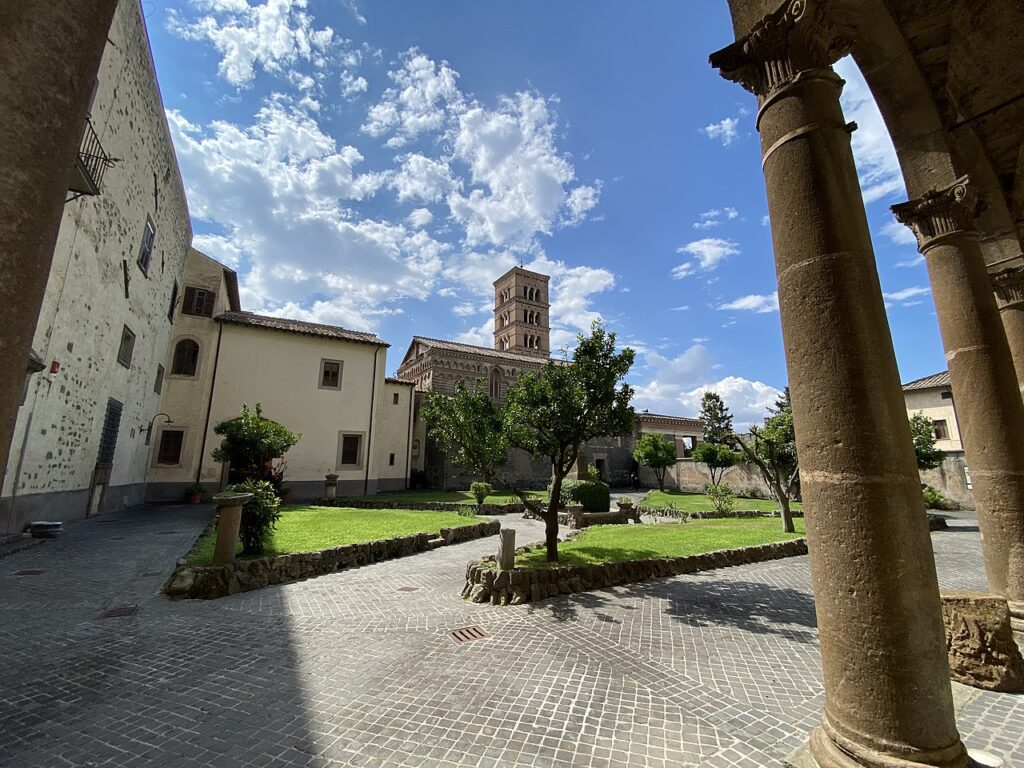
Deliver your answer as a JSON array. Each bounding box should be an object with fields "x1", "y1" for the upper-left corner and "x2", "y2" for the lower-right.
[
  {"x1": 922, "y1": 484, "x2": 958, "y2": 511},
  {"x1": 212, "y1": 403, "x2": 300, "y2": 492},
  {"x1": 738, "y1": 486, "x2": 766, "y2": 500},
  {"x1": 553, "y1": 478, "x2": 611, "y2": 512},
  {"x1": 227, "y1": 479, "x2": 281, "y2": 555},
  {"x1": 705, "y1": 482, "x2": 735, "y2": 515},
  {"x1": 469, "y1": 481, "x2": 492, "y2": 505}
]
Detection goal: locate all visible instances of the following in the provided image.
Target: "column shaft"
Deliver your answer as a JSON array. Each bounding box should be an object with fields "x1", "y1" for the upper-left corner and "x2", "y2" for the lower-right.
[
  {"x1": 0, "y1": 1, "x2": 118, "y2": 482},
  {"x1": 895, "y1": 196, "x2": 1024, "y2": 623},
  {"x1": 712, "y1": 2, "x2": 966, "y2": 765},
  {"x1": 1000, "y1": 306, "x2": 1024, "y2": 396},
  {"x1": 990, "y1": 263, "x2": 1024, "y2": 397}
]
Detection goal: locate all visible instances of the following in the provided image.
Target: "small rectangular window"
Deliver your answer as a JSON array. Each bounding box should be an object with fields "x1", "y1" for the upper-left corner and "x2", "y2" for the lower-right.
[
  {"x1": 137, "y1": 217, "x2": 156, "y2": 275},
  {"x1": 154, "y1": 364, "x2": 165, "y2": 394},
  {"x1": 181, "y1": 286, "x2": 216, "y2": 317},
  {"x1": 934, "y1": 419, "x2": 949, "y2": 440},
  {"x1": 392, "y1": 392, "x2": 400, "y2": 405},
  {"x1": 320, "y1": 359, "x2": 343, "y2": 390},
  {"x1": 168, "y1": 281, "x2": 179, "y2": 323},
  {"x1": 389, "y1": 453, "x2": 396, "y2": 466},
  {"x1": 339, "y1": 433, "x2": 362, "y2": 467},
  {"x1": 117, "y1": 326, "x2": 136, "y2": 368},
  {"x1": 157, "y1": 429, "x2": 184, "y2": 465},
  {"x1": 97, "y1": 398, "x2": 123, "y2": 466}
]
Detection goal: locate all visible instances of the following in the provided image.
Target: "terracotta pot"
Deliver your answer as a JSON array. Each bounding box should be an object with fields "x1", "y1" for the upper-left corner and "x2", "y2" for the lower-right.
[{"x1": 187, "y1": 492, "x2": 202, "y2": 504}]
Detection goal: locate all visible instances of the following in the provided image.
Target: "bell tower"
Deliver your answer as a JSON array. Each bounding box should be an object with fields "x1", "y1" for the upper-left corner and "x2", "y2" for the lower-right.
[{"x1": 493, "y1": 267, "x2": 550, "y2": 358}]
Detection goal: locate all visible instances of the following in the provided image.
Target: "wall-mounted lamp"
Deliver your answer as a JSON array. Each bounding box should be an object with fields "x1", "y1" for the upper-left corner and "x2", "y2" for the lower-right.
[{"x1": 142, "y1": 413, "x2": 172, "y2": 445}]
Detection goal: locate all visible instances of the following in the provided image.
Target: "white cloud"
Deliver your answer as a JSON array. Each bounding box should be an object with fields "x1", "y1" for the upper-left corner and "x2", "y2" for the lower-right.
[
  {"x1": 340, "y1": 70, "x2": 368, "y2": 98},
  {"x1": 672, "y1": 238, "x2": 739, "y2": 279},
  {"x1": 407, "y1": 207, "x2": 434, "y2": 228},
  {"x1": 679, "y1": 376, "x2": 782, "y2": 429},
  {"x1": 361, "y1": 48, "x2": 464, "y2": 147},
  {"x1": 168, "y1": 0, "x2": 337, "y2": 88},
  {"x1": 167, "y1": 100, "x2": 448, "y2": 329},
  {"x1": 895, "y1": 255, "x2": 925, "y2": 268},
  {"x1": 835, "y1": 56, "x2": 905, "y2": 205},
  {"x1": 880, "y1": 218, "x2": 917, "y2": 246},
  {"x1": 883, "y1": 285, "x2": 931, "y2": 303},
  {"x1": 391, "y1": 153, "x2": 456, "y2": 203},
  {"x1": 702, "y1": 116, "x2": 740, "y2": 146},
  {"x1": 453, "y1": 318, "x2": 492, "y2": 346},
  {"x1": 670, "y1": 305, "x2": 690, "y2": 312},
  {"x1": 692, "y1": 206, "x2": 739, "y2": 230},
  {"x1": 760, "y1": 214, "x2": 770, "y2": 227},
  {"x1": 717, "y1": 291, "x2": 779, "y2": 313}
]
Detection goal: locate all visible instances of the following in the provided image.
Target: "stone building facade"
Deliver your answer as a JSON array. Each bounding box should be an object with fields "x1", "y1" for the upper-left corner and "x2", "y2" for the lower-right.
[
  {"x1": 1, "y1": 0, "x2": 191, "y2": 534},
  {"x1": 147, "y1": 249, "x2": 415, "y2": 501}
]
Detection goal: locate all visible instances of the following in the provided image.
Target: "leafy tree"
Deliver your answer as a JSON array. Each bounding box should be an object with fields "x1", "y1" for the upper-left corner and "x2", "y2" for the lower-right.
[
  {"x1": 699, "y1": 391, "x2": 733, "y2": 444},
  {"x1": 692, "y1": 441, "x2": 738, "y2": 485},
  {"x1": 632, "y1": 433, "x2": 676, "y2": 492},
  {"x1": 735, "y1": 387, "x2": 799, "y2": 532},
  {"x1": 502, "y1": 322, "x2": 636, "y2": 561},
  {"x1": 212, "y1": 403, "x2": 301, "y2": 491},
  {"x1": 909, "y1": 412, "x2": 944, "y2": 470},
  {"x1": 421, "y1": 381, "x2": 509, "y2": 483}
]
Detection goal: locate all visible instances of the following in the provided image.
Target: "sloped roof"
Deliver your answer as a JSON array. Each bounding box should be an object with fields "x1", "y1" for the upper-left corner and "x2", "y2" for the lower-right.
[
  {"x1": 637, "y1": 411, "x2": 702, "y2": 427},
  {"x1": 216, "y1": 311, "x2": 387, "y2": 346},
  {"x1": 902, "y1": 371, "x2": 950, "y2": 391},
  {"x1": 405, "y1": 336, "x2": 550, "y2": 366}
]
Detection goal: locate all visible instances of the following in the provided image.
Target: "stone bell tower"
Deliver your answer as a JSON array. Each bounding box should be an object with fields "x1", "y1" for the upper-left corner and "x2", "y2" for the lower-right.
[{"x1": 493, "y1": 267, "x2": 550, "y2": 358}]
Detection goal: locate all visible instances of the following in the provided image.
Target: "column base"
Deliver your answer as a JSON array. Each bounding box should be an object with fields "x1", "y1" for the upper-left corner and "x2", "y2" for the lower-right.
[
  {"x1": 1008, "y1": 600, "x2": 1024, "y2": 634},
  {"x1": 787, "y1": 740, "x2": 1001, "y2": 768},
  {"x1": 803, "y1": 715, "x2": 970, "y2": 768}
]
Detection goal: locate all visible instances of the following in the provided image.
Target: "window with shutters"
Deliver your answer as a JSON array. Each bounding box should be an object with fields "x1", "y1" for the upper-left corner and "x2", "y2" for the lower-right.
[
  {"x1": 934, "y1": 419, "x2": 949, "y2": 440},
  {"x1": 337, "y1": 433, "x2": 363, "y2": 468},
  {"x1": 97, "y1": 399, "x2": 123, "y2": 466},
  {"x1": 156, "y1": 429, "x2": 185, "y2": 465},
  {"x1": 117, "y1": 325, "x2": 136, "y2": 368},
  {"x1": 392, "y1": 392, "x2": 400, "y2": 405},
  {"x1": 171, "y1": 339, "x2": 200, "y2": 376},
  {"x1": 319, "y1": 359, "x2": 343, "y2": 390},
  {"x1": 181, "y1": 286, "x2": 216, "y2": 317},
  {"x1": 137, "y1": 217, "x2": 156, "y2": 275},
  {"x1": 154, "y1": 364, "x2": 165, "y2": 394}
]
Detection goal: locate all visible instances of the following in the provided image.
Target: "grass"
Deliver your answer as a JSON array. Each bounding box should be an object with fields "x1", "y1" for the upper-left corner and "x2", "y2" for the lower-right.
[
  {"x1": 516, "y1": 517, "x2": 806, "y2": 569},
  {"x1": 187, "y1": 505, "x2": 488, "y2": 566},
  {"x1": 639, "y1": 489, "x2": 802, "y2": 513},
  {"x1": 343, "y1": 489, "x2": 549, "y2": 505}
]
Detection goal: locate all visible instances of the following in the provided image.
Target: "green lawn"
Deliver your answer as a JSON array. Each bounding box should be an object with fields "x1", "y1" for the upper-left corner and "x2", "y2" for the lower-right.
[
  {"x1": 516, "y1": 517, "x2": 806, "y2": 569},
  {"x1": 343, "y1": 489, "x2": 548, "y2": 505},
  {"x1": 187, "y1": 505, "x2": 488, "y2": 566},
  {"x1": 639, "y1": 489, "x2": 802, "y2": 513}
]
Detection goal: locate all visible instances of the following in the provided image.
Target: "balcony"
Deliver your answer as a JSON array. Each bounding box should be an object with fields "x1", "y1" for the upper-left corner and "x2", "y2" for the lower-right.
[{"x1": 67, "y1": 118, "x2": 112, "y2": 201}]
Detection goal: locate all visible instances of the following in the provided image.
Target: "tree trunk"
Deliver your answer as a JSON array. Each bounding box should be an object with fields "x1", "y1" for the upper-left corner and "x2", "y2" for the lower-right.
[
  {"x1": 546, "y1": 473, "x2": 564, "y2": 561},
  {"x1": 656, "y1": 468, "x2": 665, "y2": 492},
  {"x1": 776, "y1": 483, "x2": 795, "y2": 533}
]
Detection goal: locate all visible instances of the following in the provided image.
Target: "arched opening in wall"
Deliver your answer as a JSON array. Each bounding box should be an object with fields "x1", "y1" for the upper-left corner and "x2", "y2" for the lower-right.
[
  {"x1": 489, "y1": 368, "x2": 501, "y2": 399},
  {"x1": 171, "y1": 338, "x2": 200, "y2": 376}
]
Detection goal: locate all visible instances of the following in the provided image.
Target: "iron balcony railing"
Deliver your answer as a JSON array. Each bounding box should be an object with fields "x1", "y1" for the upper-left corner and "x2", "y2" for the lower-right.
[{"x1": 67, "y1": 118, "x2": 113, "y2": 200}]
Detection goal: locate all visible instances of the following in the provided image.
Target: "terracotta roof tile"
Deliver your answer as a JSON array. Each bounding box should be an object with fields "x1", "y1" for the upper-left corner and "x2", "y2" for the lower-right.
[
  {"x1": 902, "y1": 371, "x2": 950, "y2": 391},
  {"x1": 410, "y1": 336, "x2": 551, "y2": 365},
  {"x1": 216, "y1": 311, "x2": 387, "y2": 346}
]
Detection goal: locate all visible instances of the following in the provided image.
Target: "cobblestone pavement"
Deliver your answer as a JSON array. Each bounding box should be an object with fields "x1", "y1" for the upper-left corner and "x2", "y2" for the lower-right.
[{"x1": 0, "y1": 505, "x2": 1021, "y2": 767}]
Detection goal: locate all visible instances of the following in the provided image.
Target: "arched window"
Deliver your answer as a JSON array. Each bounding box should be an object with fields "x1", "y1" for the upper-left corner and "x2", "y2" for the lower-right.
[
  {"x1": 171, "y1": 339, "x2": 199, "y2": 376},
  {"x1": 489, "y1": 368, "x2": 502, "y2": 399}
]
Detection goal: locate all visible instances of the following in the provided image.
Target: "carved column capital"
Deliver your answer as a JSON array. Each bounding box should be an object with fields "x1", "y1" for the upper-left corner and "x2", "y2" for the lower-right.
[
  {"x1": 709, "y1": 0, "x2": 854, "y2": 99},
  {"x1": 990, "y1": 260, "x2": 1024, "y2": 310},
  {"x1": 892, "y1": 176, "x2": 979, "y2": 252}
]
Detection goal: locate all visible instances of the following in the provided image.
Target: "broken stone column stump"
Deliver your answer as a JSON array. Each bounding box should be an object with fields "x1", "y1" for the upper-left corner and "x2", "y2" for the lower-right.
[
  {"x1": 212, "y1": 491, "x2": 253, "y2": 566},
  {"x1": 497, "y1": 528, "x2": 515, "y2": 571},
  {"x1": 941, "y1": 590, "x2": 1024, "y2": 692}
]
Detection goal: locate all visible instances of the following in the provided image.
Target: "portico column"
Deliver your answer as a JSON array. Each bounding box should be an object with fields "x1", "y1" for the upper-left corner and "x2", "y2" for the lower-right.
[
  {"x1": 894, "y1": 183, "x2": 1024, "y2": 628},
  {"x1": 989, "y1": 261, "x2": 1024, "y2": 397},
  {"x1": 711, "y1": 2, "x2": 967, "y2": 767}
]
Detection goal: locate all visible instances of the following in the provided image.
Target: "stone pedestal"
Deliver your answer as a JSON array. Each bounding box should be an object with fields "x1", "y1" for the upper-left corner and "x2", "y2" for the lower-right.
[
  {"x1": 712, "y1": 2, "x2": 967, "y2": 765},
  {"x1": 212, "y1": 492, "x2": 253, "y2": 566},
  {"x1": 497, "y1": 528, "x2": 516, "y2": 571},
  {"x1": 895, "y1": 182, "x2": 1024, "y2": 630},
  {"x1": 324, "y1": 473, "x2": 339, "y2": 499},
  {"x1": 941, "y1": 590, "x2": 1024, "y2": 692}
]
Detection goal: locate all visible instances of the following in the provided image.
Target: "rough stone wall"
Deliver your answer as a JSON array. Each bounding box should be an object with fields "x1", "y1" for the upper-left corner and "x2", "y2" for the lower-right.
[
  {"x1": 1, "y1": 0, "x2": 190, "y2": 531},
  {"x1": 661, "y1": 459, "x2": 771, "y2": 496},
  {"x1": 921, "y1": 452, "x2": 975, "y2": 509}
]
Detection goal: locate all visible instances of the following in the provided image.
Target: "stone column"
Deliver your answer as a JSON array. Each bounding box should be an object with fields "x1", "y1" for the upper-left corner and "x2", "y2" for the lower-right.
[
  {"x1": 989, "y1": 260, "x2": 1024, "y2": 397},
  {"x1": 711, "y1": 2, "x2": 967, "y2": 767},
  {"x1": 497, "y1": 528, "x2": 516, "y2": 570},
  {"x1": 212, "y1": 492, "x2": 253, "y2": 566},
  {"x1": 894, "y1": 182, "x2": 1024, "y2": 628},
  {"x1": 0, "y1": 1, "x2": 118, "y2": 485},
  {"x1": 324, "y1": 473, "x2": 339, "y2": 499}
]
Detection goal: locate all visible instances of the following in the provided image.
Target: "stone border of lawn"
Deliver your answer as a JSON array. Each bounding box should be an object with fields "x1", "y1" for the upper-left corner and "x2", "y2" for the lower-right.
[
  {"x1": 316, "y1": 498, "x2": 525, "y2": 515},
  {"x1": 165, "y1": 519, "x2": 501, "y2": 600},
  {"x1": 639, "y1": 506, "x2": 806, "y2": 520},
  {"x1": 462, "y1": 537, "x2": 809, "y2": 606}
]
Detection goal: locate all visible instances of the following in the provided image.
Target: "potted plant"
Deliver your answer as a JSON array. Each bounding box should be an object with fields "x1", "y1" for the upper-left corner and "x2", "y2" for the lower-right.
[
  {"x1": 616, "y1": 496, "x2": 635, "y2": 511},
  {"x1": 186, "y1": 482, "x2": 205, "y2": 504}
]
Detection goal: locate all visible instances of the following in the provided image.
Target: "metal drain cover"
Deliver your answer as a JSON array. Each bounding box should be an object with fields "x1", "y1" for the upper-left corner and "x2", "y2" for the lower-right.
[
  {"x1": 448, "y1": 625, "x2": 490, "y2": 645},
  {"x1": 14, "y1": 569, "x2": 45, "y2": 576},
  {"x1": 396, "y1": 586, "x2": 419, "y2": 592},
  {"x1": 142, "y1": 570, "x2": 163, "y2": 577},
  {"x1": 98, "y1": 605, "x2": 138, "y2": 619}
]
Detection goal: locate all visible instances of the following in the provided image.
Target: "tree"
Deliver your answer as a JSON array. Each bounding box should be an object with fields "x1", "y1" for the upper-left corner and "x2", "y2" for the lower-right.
[
  {"x1": 421, "y1": 381, "x2": 509, "y2": 484},
  {"x1": 735, "y1": 387, "x2": 799, "y2": 533},
  {"x1": 909, "y1": 412, "x2": 944, "y2": 471},
  {"x1": 692, "y1": 441, "x2": 738, "y2": 486},
  {"x1": 503, "y1": 322, "x2": 636, "y2": 561},
  {"x1": 632, "y1": 433, "x2": 676, "y2": 491},
  {"x1": 211, "y1": 403, "x2": 301, "y2": 491},
  {"x1": 699, "y1": 390, "x2": 733, "y2": 444}
]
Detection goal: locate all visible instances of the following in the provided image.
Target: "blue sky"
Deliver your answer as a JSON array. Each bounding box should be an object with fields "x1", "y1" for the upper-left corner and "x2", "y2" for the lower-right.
[{"x1": 148, "y1": 0, "x2": 942, "y2": 426}]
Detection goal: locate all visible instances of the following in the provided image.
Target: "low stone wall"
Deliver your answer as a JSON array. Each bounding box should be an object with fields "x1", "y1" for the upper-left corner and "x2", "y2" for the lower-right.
[
  {"x1": 463, "y1": 538, "x2": 809, "y2": 606},
  {"x1": 640, "y1": 507, "x2": 804, "y2": 520},
  {"x1": 166, "y1": 519, "x2": 501, "y2": 600},
  {"x1": 317, "y1": 498, "x2": 524, "y2": 515}
]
